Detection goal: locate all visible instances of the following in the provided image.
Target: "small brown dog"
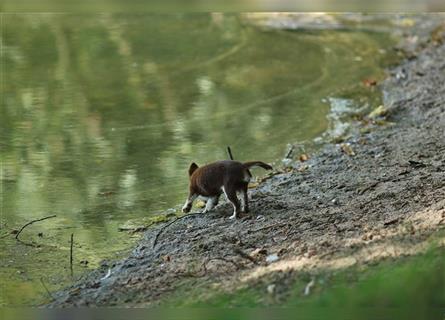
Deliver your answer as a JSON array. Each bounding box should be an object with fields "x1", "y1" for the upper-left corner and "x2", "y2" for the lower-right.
[{"x1": 182, "y1": 160, "x2": 272, "y2": 219}]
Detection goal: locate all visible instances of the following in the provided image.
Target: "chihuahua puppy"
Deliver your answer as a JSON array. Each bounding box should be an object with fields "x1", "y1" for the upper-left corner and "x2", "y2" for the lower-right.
[{"x1": 182, "y1": 160, "x2": 272, "y2": 219}]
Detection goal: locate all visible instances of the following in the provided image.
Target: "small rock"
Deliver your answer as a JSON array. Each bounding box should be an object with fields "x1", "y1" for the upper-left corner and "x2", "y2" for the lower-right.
[
  {"x1": 266, "y1": 254, "x2": 279, "y2": 263},
  {"x1": 282, "y1": 158, "x2": 292, "y2": 167},
  {"x1": 267, "y1": 284, "x2": 276, "y2": 294},
  {"x1": 250, "y1": 248, "x2": 267, "y2": 257}
]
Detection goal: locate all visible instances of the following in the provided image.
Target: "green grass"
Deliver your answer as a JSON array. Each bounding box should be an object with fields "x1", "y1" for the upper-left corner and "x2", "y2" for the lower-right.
[{"x1": 162, "y1": 244, "x2": 445, "y2": 318}]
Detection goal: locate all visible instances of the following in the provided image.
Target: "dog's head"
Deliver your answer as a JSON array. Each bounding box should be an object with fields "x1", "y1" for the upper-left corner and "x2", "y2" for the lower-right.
[{"x1": 188, "y1": 162, "x2": 199, "y2": 178}]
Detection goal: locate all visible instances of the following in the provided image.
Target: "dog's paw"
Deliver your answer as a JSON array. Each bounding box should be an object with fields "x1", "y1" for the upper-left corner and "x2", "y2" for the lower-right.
[{"x1": 229, "y1": 212, "x2": 239, "y2": 220}]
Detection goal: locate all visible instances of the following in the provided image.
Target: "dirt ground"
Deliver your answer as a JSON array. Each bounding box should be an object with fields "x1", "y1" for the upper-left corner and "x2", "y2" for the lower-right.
[{"x1": 48, "y1": 17, "x2": 445, "y2": 307}]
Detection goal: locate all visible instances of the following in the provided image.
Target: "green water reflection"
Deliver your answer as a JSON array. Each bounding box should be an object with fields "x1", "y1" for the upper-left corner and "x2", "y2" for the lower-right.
[{"x1": 0, "y1": 13, "x2": 396, "y2": 306}]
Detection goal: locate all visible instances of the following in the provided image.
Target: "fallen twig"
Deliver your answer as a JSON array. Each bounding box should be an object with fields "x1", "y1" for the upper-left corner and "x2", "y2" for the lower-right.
[
  {"x1": 202, "y1": 257, "x2": 242, "y2": 273},
  {"x1": 233, "y1": 247, "x2": 258, "y2": 265},
  {"x1": 383, "y1": 218, "x2": 400, "y2": 226},
  {"x1": 15, "y1": 215, "x2": 56, "y2": 241},
  {"x1": 358, "y1": 181, "x2": 380, "y2": 195},
  {"x1": 118, "y1": 226, "x2": 149, "y2": 233},
  {"x1": 152, "y1": 212, "x2": 201, "y2": 249},
  {"x1": 248, "y1": 221, "x2": 289, "y2": 234}
]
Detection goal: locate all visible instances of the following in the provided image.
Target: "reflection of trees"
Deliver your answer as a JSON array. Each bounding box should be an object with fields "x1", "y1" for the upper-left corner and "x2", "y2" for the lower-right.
[{"x1": 1, "y1": 13, "x2": 392, "y2": 231}]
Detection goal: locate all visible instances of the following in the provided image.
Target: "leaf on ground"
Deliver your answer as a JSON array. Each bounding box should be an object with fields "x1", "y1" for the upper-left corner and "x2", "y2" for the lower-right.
[
  {"x1": 248, "y1": 182, "x2": 259, "y2": 189},
  {"x1": 399, "y1": 18, "x2": 416, "y2": 27},
  {"x1": 363, "y1": 78, "x2": 377, "y2": 87},
  {"x1": 340, "y1": 143, "x2": 356, "y2": 156},
  {"x1": 368, "y1": 105, "x2": 388, "y2": 118},
  {"x1": 195, "y1": 200, "x2": 206, "y2": 208},
  {"x1": 360, "y1": 127, "x2": 372, "y2": 134},
  {"x1": 299, "y1": 154, "x2": 309, "y2": 162},
  {"x1": 431, "y1": 23, "x2": 445, "y2": 45}
]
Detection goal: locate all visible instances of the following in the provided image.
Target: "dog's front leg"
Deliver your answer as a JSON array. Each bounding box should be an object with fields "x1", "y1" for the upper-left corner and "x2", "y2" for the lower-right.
[{"x1": 182, "y1": 193, "x2": 197, "y2": 213}]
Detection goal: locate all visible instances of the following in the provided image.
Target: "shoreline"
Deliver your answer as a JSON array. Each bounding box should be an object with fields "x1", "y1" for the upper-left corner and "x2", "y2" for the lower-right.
[{"x1": 47, "y1": 16, "x2": 445, "y2": 307}]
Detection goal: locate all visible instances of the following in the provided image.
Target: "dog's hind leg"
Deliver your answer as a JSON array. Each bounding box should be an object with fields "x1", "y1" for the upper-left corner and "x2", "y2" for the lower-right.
[
  {"x1": 223, "y1": 185, "x2": 241, "y2": 219},
  {"x1": 202, "y1": 195, "x2": 219, "y2": 213},
  {"x1": 240, "y1": 184, "x2": 249, "y2": 213}
]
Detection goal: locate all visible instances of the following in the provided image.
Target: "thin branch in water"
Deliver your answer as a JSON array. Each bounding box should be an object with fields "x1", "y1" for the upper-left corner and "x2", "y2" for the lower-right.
[
  {"x1": 227, "y1": 146, "x2": 234, "y2": 160},
  {"x1": 39, "y1": 278, "x2": 54, "y2": 301},
  {"x1": 70, "y1": 233, "x2": 74, "y2": 278},
  {"x1": 152, "y1": 212, "x2": 201, "y2": 250},
  {"x1": 15, "y1": 215, "x2": 57, "y2": 241},
  {"x1": 284, "y1": 144, "x2": 295, "y2": 159}
]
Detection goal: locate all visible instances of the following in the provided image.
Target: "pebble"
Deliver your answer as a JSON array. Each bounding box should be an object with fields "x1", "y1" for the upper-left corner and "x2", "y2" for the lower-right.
[
  {"x1": 266, "y1": 254, "x2": 279, "y2": 263},
  {"x1": 267, "y1": 284, "x2": 276, "y2": 294}
]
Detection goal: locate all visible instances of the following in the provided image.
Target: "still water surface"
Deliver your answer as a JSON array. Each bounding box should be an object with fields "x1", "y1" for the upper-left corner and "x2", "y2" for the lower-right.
[{"x1": 0, "y1": 13, "x2": 396, "y2": 305}]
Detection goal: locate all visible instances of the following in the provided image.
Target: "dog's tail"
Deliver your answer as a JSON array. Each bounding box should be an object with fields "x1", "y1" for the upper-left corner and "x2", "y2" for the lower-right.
[{"x1": 243, "y1": 161, "x2": 273, "y2": 170}]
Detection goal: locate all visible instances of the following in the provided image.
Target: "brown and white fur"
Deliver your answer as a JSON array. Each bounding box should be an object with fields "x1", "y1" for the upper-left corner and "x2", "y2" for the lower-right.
[{"x1": 182, "y1": 160, "x2": 273, "y2": 219}]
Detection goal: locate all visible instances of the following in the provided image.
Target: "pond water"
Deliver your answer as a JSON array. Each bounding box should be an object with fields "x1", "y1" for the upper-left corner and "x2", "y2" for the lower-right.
[{"x1": 0, "y1": 13, "x2": 397, "y2": 306}]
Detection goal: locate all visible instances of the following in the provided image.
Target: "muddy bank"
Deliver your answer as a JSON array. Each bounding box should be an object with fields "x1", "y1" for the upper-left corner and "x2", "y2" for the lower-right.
[{"x1": 48, "y1": 19, "x2": 445, "y2": 307}]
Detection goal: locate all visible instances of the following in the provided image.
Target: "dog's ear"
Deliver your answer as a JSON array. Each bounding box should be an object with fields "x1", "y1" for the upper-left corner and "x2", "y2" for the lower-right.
[{"x1": 188, "y1": 162, "x2": 199, "y2": 176}]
